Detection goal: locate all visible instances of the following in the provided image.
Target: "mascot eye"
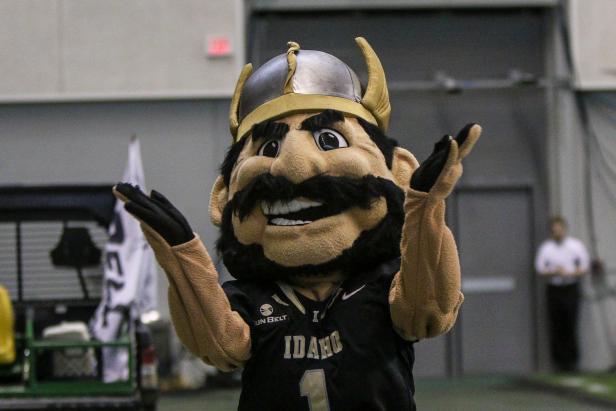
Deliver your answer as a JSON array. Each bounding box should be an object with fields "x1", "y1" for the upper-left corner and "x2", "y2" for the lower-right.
[
  {"x1": 313, "y1": 129, "x2": 348, "y2": 151},
  {"x1": 258, "y1": 139, "x2": 281, "y2": 157}
]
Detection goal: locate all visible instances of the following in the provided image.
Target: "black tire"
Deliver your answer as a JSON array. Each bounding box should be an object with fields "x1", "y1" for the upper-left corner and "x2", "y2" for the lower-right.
[{"x1": 140, "y1": 390, "x2": 158, "y2": 411}]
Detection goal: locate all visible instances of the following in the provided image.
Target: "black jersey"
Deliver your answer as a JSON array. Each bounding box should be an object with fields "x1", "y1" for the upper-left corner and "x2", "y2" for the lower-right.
[{"x1": 223, "y1": 259, "x2": 415, "y2": 410}]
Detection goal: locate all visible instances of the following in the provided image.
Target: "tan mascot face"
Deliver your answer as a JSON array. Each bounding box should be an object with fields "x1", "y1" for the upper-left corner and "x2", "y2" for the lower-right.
[{"x1": 209, "y1": 39, "x2": 417, "y2": 281}]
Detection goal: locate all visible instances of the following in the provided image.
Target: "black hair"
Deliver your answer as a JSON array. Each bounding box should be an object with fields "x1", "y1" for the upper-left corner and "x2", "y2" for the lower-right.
[
  {"x1": 220, "y1": 112, "x2": 400, "y2": 187},
  {"x1": 356, "y1": 117, "x2": 399, "y2": 169},
  {"x1": 220, "y1": 137, "x2": 247, "y2": 187},
  {"x1": 550, "y1": 215, "x2": 568, "y2": 227}
]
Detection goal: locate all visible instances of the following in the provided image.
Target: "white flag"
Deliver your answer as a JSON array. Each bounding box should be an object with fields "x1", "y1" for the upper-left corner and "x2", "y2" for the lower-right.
[{"x1": 91, "y1": 136, "x2": 157, "y2": 382}]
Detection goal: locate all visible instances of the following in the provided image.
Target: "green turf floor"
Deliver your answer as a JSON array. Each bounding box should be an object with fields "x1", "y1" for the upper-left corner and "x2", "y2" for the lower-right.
[
  {"x1": 526, "y1": 373, "x2": 616, "y2": 406},
  {"x1": 159, "y1": 376, "x2": 609, "y2": 410},
  {"x1": 414, "y1": 376, "x2": 607, "y2": 410}
]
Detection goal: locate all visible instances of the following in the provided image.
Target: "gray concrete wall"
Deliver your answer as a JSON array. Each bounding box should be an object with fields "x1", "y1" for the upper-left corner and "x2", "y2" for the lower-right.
[
  {"x1": 0, "y1": 100, "x2": 231, "y2": 319},
  {"x1": 0, "y1": 0, "x2": 244, "y2": 102}
]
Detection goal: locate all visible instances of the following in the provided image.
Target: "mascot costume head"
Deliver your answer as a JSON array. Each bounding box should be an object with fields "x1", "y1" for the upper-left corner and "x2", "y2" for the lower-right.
[
  {"x1": 211, "y1": 38, "x2": 416, "y2": 283},
  {"x1": 115, "y1": 37, "x2": 480, "y2": 409}
]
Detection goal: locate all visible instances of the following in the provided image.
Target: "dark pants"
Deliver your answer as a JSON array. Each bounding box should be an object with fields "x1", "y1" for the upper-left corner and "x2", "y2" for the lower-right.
[{"x1": 546, "y1": 282, "x2": 580, "y2": 372}]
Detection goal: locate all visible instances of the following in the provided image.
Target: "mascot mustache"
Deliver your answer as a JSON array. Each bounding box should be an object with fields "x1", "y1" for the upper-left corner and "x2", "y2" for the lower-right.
[
  {"x1": 229, "y1": 173, "x2": 387, "y2": 222},
  {"x1": 217, "y1": 173, "x2": 405, "y2": 281}
]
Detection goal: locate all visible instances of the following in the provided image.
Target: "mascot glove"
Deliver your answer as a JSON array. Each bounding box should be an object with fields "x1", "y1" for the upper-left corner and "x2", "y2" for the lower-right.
[
  {"x1": 410, "y1": 123, "x2": 481, "y2": 200},
  {"x1": 113, "y1": 183, "x2": 194, "y2": 246}
]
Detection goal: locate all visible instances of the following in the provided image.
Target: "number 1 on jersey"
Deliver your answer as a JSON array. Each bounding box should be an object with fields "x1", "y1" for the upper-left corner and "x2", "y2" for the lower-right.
[{"x1": 300, "y1": 369, "x2": 330, "y2": 411}]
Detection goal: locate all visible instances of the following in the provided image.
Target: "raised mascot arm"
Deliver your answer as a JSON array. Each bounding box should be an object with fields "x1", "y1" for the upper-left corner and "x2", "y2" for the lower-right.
[
  {"x1": 389, "y1": 124, "x2": 481, "y2": 341},
  {"x1": 114, "y1": 184, "x2": 251, "y2": 371}
]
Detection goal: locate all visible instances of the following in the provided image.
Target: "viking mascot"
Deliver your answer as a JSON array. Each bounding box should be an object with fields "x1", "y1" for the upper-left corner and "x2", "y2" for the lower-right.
[{"x1": 115, "y1": 37, "x2": 481, "y2": 410}]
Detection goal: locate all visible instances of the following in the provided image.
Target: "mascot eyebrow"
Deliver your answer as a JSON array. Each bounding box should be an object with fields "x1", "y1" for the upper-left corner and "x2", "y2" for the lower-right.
[
  {"x1": 251, "y1": 120, "x2": 290, "y2": 145},
  {"x1": 220, "y1": 109, "x2": 399, "y2": 187},
  {"x1": 300, "y1": 109, "x2": 345, "y2": 131}
]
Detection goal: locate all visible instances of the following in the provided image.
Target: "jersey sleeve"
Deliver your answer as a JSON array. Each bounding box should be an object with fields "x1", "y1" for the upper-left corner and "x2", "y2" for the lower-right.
[{"x1": 222, "y1": 281, "x2": 254, "y2": 326}]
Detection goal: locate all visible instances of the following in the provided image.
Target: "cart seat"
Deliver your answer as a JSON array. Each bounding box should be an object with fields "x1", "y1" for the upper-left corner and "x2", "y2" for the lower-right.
[
  {"x1": 42, "y1": 321, "x2": 97, "y2": 378},
  {"x1": 0, "y1": 285, "x2": 15, "y2": 364}
]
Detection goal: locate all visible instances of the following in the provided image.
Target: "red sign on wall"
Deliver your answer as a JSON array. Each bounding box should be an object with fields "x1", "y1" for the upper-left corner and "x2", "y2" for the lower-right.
[{"x1": 207, "y1": 36, "x2": 232, "y2": 58}]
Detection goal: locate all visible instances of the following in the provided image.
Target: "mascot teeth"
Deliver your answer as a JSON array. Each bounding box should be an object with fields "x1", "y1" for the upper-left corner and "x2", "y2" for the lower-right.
[
  {"x1": 261, "y1": 199, "x2": 323, "y2": 216},
  {"x1": 270, "y1": 218, "x2": 312, "y2": 226}
]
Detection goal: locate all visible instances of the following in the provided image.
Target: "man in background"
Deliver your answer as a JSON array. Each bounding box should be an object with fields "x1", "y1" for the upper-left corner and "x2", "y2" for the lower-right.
[{"x1": 535, "y1": 216, "x2": 590, "y2": 372}]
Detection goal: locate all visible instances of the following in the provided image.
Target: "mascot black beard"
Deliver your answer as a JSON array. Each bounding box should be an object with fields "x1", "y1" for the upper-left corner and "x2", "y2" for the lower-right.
[{"x1": 115, "y1": 37, "x2": 481, "y2": 410}]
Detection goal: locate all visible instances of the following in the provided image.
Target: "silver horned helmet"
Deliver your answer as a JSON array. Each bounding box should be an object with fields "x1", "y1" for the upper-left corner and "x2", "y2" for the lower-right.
[{"x1": 229, "y1": 37, "x2": 391, "y2": 141}]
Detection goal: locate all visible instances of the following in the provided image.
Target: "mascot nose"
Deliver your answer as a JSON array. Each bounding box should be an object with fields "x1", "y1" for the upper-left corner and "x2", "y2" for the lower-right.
[{"x1": 270, "y1": 131, "x2": 328, "y2": 184}]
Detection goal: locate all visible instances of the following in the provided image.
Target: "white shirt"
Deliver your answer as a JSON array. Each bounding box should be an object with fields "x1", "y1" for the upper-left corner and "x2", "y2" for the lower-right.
[{"x1": 535, "y1": 236, "x2": 590, "y2": 285}]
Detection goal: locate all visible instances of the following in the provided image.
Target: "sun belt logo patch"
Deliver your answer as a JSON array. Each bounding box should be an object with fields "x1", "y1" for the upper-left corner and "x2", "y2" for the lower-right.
[
  {"x1": 260, "y1": 304, "x2": 273, "y2": 317},
  {"x1": 255, "y1": 303, "x2": 288, "y2": 326}
]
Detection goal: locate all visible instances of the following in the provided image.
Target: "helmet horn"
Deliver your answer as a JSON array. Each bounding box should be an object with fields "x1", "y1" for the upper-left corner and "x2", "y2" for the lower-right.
[
  {"x1": 229, "y1": 63, "x2": 253, "y2": 140},
  {"x1": 355, "y1": 37, "x2": 391, "y2": 132}
]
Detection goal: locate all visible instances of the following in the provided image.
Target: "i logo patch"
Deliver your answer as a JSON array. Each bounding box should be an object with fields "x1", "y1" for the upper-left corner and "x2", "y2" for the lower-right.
[{"x1": 260, "y1": 304, "x2": 274, "y2": 317}]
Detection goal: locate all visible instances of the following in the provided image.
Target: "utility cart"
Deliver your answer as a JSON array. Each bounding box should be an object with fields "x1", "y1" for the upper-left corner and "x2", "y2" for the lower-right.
[{"x1": 0, "y1": 185, "x2": 158, "y2": 410}]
